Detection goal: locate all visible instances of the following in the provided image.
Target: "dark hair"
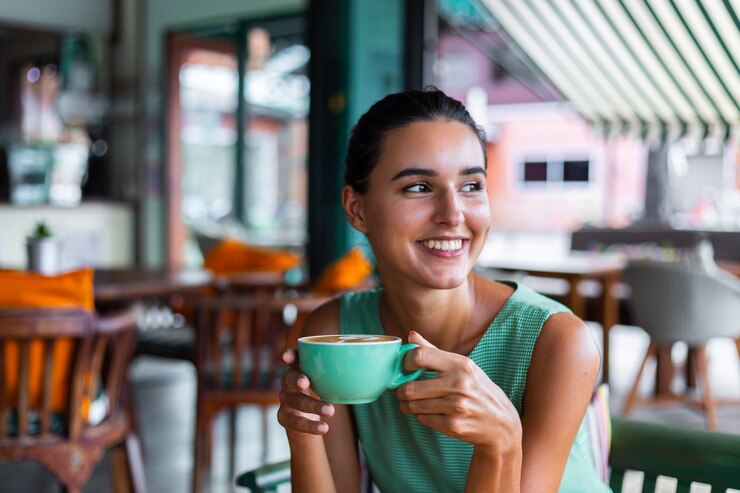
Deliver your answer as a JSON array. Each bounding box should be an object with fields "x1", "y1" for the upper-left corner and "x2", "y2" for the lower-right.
[{"x1": 344, "y1": 88, "x2": 487, "y2": 193}]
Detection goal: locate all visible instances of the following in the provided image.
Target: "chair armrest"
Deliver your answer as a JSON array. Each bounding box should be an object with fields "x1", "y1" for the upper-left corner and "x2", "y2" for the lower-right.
[
  {"x1": 236, "y1": 459, "x2": 291, "y2": 492},
  {"x1": 609, "y1": 417, "x2": 740, "y2": 492}
]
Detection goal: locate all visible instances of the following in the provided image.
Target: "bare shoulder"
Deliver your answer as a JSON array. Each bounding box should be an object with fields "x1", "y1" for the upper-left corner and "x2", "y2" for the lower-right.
[
  {"x1": 532, "y1": 311, "x2": 601, "y2": 380},
  {"x1": 301, "y1": 296, "x2": 341, "y2": 337},
  {"x1": 541, "y1": 312, "x2": 599, "y2": 352}
]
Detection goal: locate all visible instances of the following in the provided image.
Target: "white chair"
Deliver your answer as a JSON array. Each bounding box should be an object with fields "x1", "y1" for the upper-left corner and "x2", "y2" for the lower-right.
[{"x1": 621, "y1": 260, "x2": 740, "y2": 428}]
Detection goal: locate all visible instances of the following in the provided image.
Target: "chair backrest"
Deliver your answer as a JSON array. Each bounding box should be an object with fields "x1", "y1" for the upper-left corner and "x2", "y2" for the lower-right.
[
  {"x1": 194, "y1": 294, "x2": 329, "y2": 397},
  {"x1": 622, "y1": 260, "x2": 740, "y2": 345},
  {"x1": 609, "y1": 417, "x2": 740, "y2": 492},
  {"x1": 0, "y1": 306, "x2": 138, "y2": 442}
]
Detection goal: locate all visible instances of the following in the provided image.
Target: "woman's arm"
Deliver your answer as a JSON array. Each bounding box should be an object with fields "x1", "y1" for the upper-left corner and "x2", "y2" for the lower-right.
[
  {"x1": 278, "y1": 300, "x2": 362, "y2": 493},
  {"x1": 398, "y1": 311, "x2": 599, "y2": 492},
  {"x1": 519, "y1": 312, "x2": 601, "y2": 492},
  {"x1": 398, "y1": 331, "x2": 524, "y2": 492}
]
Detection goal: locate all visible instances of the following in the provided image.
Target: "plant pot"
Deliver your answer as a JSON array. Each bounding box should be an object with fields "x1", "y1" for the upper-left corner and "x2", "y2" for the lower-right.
[{"x1": 26, "y1": 238, "x2": 62, "y2": 274}]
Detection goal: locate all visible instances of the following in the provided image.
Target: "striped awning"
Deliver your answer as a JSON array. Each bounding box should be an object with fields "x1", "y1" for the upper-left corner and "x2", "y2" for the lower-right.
[{"x1": 478, "y1": 0, "x2": 740, "y2": 142}]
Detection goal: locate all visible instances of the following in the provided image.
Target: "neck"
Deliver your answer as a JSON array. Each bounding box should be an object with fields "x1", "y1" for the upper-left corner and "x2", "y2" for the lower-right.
[{"x1": 379, "y1": 275, "x2": 480, "y2": 352}]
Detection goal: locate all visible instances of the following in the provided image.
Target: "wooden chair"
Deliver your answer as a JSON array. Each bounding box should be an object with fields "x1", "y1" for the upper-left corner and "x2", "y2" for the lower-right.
[
  {"x1": 191, "y1": 293, "x2": 330, "y2": 493},
  {"x1": 235, "y1": 417, "x2": 740, "y2": 492},
  {"x1": 0, "y1": 306, "x2": 146, "y2": 493},
  {"x1": 135, "y1": 271, "x2": 294, "y2": 364}
]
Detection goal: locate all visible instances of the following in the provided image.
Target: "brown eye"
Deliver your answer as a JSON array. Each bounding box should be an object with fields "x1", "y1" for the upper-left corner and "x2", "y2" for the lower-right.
[
  {"x1": 403, "y1": 182, "x2": 432, "y2": 193},
  {"x1": 461, "y1": 181, "x2": 483, "y2": 193}
]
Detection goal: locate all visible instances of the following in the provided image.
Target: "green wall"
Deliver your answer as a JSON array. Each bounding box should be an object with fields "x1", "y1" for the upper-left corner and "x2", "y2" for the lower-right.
[{"x1": 307, "y1": 0, "x2": 404, "y2": 278}]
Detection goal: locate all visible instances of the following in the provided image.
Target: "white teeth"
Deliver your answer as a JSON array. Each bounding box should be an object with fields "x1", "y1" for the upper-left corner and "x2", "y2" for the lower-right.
[{"x1": 422, "y1": 239, "x2": 463, "y2": 251}]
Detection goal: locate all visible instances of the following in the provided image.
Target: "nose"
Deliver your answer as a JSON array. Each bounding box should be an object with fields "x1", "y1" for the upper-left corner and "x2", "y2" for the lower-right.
[{"x1": 432, "y1": 187, "x2": 464, "y2": 226}]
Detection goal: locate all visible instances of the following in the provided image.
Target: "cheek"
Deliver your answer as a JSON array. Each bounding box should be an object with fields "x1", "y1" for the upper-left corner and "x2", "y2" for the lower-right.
[
  {"x1": 364, "y1": 199, "x2": 426, "y2": 250},
  {"x1": 465, "y1": 200, "x2": 492, "y2": 230}
]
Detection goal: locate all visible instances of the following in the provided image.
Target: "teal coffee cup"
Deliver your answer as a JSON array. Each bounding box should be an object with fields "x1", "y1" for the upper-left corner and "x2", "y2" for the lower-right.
[{"x1": 298, "y1": 335, "x2": 424, "y2": 404}]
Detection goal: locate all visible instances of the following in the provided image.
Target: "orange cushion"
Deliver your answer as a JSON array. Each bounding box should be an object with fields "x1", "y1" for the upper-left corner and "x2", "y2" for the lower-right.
[
  {"x1": 1, "y1": 268, "x2": 94, "y2": 413},
  {"x1": 314, "y1": 247, "x2": 373, "y2": 293},
  {"x1": 203, "y1": 238, "x2": 301, "y2": 274}
]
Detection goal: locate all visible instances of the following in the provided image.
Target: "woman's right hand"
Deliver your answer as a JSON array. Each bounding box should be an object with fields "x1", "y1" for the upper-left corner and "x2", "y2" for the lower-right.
[{"x1": 277, "y1": 348, "x2": 335, "y2": 435}]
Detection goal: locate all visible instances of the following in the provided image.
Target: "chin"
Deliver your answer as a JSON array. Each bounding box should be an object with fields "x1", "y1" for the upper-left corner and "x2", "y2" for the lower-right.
[{"x1": 424, "y1": 272, "x2": 469, "y2": 290}]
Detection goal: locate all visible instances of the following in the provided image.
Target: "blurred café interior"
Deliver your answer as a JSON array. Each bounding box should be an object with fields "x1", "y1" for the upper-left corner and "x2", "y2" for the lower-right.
[{"x1": 0, "y1": 0, "x2": 738, "y2": 491}]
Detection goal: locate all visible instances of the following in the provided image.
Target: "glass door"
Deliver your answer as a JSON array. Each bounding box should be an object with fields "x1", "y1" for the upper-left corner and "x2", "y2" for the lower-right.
[{"x1": 166, "y1": 17, "x2": 308, "y2": 267}]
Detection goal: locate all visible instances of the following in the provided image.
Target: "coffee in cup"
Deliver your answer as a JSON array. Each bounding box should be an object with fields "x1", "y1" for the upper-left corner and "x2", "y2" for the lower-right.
[{"x1": 298, "y1": 334, "x2": 424, "y2": 404}]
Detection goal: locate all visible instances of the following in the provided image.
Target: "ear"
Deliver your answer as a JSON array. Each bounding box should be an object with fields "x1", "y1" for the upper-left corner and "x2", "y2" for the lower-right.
[{"x1": 341, "y1": 185, "x2": 369, "y2": 233}]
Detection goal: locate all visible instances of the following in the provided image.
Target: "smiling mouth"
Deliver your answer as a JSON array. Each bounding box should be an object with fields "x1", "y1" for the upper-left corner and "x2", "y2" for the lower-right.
[{"x1": 418, "y1": 239, "x2": 465, "y2": 252}]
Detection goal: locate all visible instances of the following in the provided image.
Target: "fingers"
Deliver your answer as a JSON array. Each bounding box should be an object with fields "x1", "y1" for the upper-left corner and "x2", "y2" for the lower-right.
[
  {"x1": 397, "y1": 395, "x2": 464, "y2": 415},
  {"x1": 282, "y1": 348, "x2": 298, "y2": 366},
  {"x1": 408, "y1": 330, "x2": 436, "y2": 348},
  {"x1": 278, "y1": 409, "x2": 330, "y2": 435},
  {"x1": 403, "y1": 342, "x2": 457, "y2": 373},
  {"x1": 281, "y1": 389, "x2": 335, "y2": 418},
  {"x1": 414, "y1": 414, "x2": 454, "y2": 436},
  {"x1": 279, "y1": 365, "x2": 335, "y2": 436},
  {"x1": 282, "y1": 368, "x2": 310, "y2": 392},
  {"x1": 395, "y1": 378, "x2": 449, "y2": 401}
]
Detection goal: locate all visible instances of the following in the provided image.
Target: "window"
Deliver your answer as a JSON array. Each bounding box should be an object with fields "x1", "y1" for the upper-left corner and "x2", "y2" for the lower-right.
[
  {"x1": 523, "y1": 160, "x2": 548, "y2": 182},
  {"x1": 563, "y1": 160, "x2": 590, "y2": 182},
  {"x1": 520, "y1": 157, "x2": 591, "y2": 185}
]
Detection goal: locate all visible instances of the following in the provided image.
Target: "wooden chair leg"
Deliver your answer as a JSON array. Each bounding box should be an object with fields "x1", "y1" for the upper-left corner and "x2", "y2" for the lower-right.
[
  {"x1": 112, "y1": 432, "x2": 147, "y2": 493},
  {"x1": 693, "y1": 345, "x2": 717, "y2": 430},
  {"x1": 622, "y1": 341, "x2": 657, "y2": 415},
  {"x1": 204, "y1": 414, "x2": 213, "y2": 468},
  {"x1": 654, "y1": 343, "x2": 675, "y2": 397},
  {"x1": 192, "y1": 406, "x2": 208, "y2": 493},
  {"x1": 111, "y1": 443, "x2": 130, "y2": 493}
]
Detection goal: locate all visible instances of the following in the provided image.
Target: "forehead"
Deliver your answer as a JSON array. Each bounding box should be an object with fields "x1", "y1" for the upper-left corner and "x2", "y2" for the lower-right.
[{"x1": 375, "y1": 119, "x2": 485, "y2": 174}]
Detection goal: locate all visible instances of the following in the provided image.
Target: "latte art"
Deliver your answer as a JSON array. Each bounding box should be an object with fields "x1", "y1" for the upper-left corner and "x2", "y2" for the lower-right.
[{"x1": 301, "y1": 334, "x2": 397, "y2": 344}]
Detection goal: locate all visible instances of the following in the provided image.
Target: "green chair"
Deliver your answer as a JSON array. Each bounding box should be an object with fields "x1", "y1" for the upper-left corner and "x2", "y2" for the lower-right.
[{"x1": 235, "y1": 417, "x2": 740, "y2": 492}]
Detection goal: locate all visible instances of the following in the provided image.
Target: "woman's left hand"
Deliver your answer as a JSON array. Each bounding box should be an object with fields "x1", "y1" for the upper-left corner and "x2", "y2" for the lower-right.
[{"x1": 396, "y1": 331, "x2": 522, "y2": 454}]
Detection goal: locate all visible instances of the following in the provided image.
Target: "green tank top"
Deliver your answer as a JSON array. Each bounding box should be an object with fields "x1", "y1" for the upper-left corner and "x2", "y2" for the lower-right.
[{"x1": 340, "y1": 283, "x2": 611, "y2": 493}]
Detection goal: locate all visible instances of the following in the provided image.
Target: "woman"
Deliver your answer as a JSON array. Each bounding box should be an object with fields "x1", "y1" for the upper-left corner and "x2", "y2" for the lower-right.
[{"x1": 278, "y1": 89, "x2": 607, "y2": 492}]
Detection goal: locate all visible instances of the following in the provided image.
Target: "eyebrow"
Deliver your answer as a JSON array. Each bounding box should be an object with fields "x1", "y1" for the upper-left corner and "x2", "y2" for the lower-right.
[
  {"x1": 461, "y1": 166, "x2": 487, "y2": 177},
  {"x1": 391, "y1": 166, "x2": 487, "y2": 181}
]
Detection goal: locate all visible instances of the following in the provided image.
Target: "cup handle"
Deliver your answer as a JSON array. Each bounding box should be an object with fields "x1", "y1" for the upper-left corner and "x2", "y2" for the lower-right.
[{"x1": 389, "y1": 343, "x2": 424, "y2": 388}]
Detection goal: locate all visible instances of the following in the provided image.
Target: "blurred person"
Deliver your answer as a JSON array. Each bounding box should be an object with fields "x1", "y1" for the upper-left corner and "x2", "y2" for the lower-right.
[{"x1": 278, "y1": 88, "x2": 606, "y2": 492}]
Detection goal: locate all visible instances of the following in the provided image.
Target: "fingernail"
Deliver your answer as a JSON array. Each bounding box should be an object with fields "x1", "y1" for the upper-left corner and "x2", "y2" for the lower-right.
[
  {"x1": 317, "y1": 423, "x2": 328, "y2": 433},
  {"x1": 321, "y1": 405, "x2": 333, "y2": 416}
]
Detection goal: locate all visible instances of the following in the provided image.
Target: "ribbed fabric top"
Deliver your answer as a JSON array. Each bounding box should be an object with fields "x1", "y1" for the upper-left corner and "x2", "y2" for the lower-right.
[{"x1": 340, "y1": 283, "x2": 611, "y2": 493}]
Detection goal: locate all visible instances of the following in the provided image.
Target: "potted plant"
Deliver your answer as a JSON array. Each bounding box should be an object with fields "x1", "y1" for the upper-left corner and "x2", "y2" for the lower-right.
[{"x1": 26, "y1": 221, "x2": 62, "y2": 274}]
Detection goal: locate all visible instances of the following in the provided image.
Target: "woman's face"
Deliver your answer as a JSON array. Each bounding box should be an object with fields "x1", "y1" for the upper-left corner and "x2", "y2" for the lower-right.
[{"x1": 343, "y1": 119, "x2": 490, "y2": 290}]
